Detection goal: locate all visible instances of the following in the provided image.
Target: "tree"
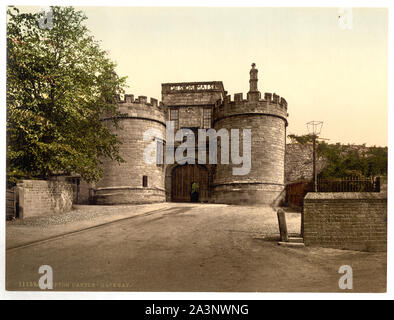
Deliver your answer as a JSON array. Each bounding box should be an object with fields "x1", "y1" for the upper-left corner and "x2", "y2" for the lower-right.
[
  {"x1": 287, "y1": 135, "x2": 388, "y2": 179},
  {"x1": 7, "y1": 6, "x2": 126, "y2": 184},
  {"x1": 316, "y1": 142, "x2": 387, "y2": 179}
]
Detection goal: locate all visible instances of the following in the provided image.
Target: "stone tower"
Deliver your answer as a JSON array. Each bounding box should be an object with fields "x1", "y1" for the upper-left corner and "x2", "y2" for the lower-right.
[
  {"x1": 212, "y1": 64, "x2": 288, "y2": 204},
  {"x1": 94, "y1": 95, "x2": 167, "y2": 204}
]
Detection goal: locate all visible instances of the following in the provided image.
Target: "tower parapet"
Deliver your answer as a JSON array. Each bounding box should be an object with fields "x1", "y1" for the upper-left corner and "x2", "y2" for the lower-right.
[
  {"x1": 213, "y1": 91, "x2": 288, "y2": 125},
  {"x1": 109, "y1": 94, "x2": 166, "y2": 126}
]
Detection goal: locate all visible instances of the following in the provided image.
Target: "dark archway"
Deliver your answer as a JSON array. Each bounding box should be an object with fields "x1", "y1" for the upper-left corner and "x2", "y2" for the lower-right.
[{"x1": 171, "y1": 164, "x2": 209, "y2": 202}]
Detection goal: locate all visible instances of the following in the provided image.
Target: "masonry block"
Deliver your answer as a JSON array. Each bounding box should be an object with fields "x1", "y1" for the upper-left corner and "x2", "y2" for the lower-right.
[
  {"x1": 17, "y1": 180, "x2": 73, "y2": 219},
  {"x1": 303, "y1": 192, "x2": 387, "y2": 252}
]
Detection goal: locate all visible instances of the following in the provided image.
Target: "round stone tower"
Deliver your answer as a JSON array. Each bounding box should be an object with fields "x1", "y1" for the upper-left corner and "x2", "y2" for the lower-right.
[
  {"x1": 212, "y1": 64, "x2": 288, "y2": 204},
  {"x1": 94, "y1": 94, "x2": 166, "y2": 204}
]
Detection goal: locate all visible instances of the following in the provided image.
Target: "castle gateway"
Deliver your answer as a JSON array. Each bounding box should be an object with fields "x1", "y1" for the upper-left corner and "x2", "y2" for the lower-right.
[{"x1": 94, "y1": 64, "x2": 288, "y2": 205}]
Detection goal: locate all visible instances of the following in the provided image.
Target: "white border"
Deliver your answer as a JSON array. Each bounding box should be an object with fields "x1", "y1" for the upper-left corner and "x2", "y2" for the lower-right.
[{"x1": 1, "y1": 0, "x2": 392, "y2": 300}]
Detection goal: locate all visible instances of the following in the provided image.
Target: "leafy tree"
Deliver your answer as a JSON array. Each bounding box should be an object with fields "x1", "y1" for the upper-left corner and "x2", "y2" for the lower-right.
[
  {"x1": 316, "y1": 142, "x2": 387, "y2": 179},
  {"x1": 7, "y1": 6, "x2": 126, "y2": 184}
]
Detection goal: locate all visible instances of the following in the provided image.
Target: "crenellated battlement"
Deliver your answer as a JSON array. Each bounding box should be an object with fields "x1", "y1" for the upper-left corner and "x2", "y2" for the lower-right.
[
  {"x1": 216, "y1": 92, "x2": 287, "y2": 108},
  {"x1": 116, "y1": 94, "x2": 165, "y2": 109},
  {"x1": 105, "y1": 93, "x2": 166, "y2": 125},
  {"x1": 264, "y1": 92, "x2": 288, "y2": 108},
  {"x1": 213, "y1": 91, "x2": 288, "y2": 125}
]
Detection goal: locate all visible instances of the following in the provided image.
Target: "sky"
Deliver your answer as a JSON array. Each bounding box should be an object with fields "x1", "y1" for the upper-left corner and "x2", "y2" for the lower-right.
[{"x1": 17, "y1": 6, "x2": 388, "y2": 146}]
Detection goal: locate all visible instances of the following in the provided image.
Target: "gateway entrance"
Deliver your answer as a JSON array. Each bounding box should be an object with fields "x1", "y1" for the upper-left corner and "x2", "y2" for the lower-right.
[{"x1": 171, "y1": 165, "x2": 208, "y2": 202}]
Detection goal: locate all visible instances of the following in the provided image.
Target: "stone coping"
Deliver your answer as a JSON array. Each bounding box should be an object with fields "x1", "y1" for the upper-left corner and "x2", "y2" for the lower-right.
[{"x1": 304, "y1": 192, "x2": 386, "y2": 200}]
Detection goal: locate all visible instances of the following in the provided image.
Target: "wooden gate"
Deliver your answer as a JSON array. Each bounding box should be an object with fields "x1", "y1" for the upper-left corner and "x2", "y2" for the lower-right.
[
  {"x1": 171, "y1": 164, "x2": 209, "y2": 202},
  {"x1": 285, "y1": 181, "x2": 313, "y2": 210}
]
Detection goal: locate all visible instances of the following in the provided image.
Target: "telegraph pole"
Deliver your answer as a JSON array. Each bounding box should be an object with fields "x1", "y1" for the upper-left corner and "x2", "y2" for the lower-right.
[{"x1": 312, "y1": 134, "x2": 317, "y2": 192}]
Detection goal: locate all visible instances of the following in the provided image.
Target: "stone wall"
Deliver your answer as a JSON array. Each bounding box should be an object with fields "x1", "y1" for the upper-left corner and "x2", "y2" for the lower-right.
[
  {"x1": 17, "y1": 180, "x2": 73, "y2": 219},
  {"x1": 49, "y1": 175, "x2": 93, "y2": 205},
  {"x1": 303, "y1": 192, "x2": 387, "y2": 252},
  {"x1": 380, "y1": 176, "x2": 387, "y2": 194},
  {"x1": 285, "y1": 143, "x2": 326, "y2": 184},
  {"x1": 177, "y1": 106, "x2": 209, "y2": 128}
]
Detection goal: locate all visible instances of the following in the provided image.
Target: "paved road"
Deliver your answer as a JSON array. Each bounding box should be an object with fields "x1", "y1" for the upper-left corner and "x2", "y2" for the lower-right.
[{"x1": 6, "y1": 204, "x2": 386, "y2": 292}]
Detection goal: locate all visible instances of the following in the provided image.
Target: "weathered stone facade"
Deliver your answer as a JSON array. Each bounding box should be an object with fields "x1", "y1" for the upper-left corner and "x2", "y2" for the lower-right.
[
  {"x1": 95, "y1": 97, "x2": 166, "y2": 204},
  {"x1": 17, "y1": 180, "x2": 73, "y2": 218},
  {"x1": 212, "y1": 93, "x2": 287, "y2": 204},
  {"x1": 285, "y1": 143, "x2": 327, "y2": 184},
  {"x1": 95, "y1": 64, "x2": 288, "y2": 205}
]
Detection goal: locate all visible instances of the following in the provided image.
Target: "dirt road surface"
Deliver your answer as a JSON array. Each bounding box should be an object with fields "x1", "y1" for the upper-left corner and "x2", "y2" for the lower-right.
[{"x1": 6, "y1": 204, "x2": 386, "y2": 292}]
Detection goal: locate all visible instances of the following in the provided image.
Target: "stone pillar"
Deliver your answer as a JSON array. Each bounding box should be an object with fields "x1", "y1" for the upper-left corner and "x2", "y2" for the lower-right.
[
  {"x1": 249, "y1": 63, "x2": 258, "y2": 92},
  {"x1": 248, "y1": 63, "x2": 260, "y2": 101}
]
